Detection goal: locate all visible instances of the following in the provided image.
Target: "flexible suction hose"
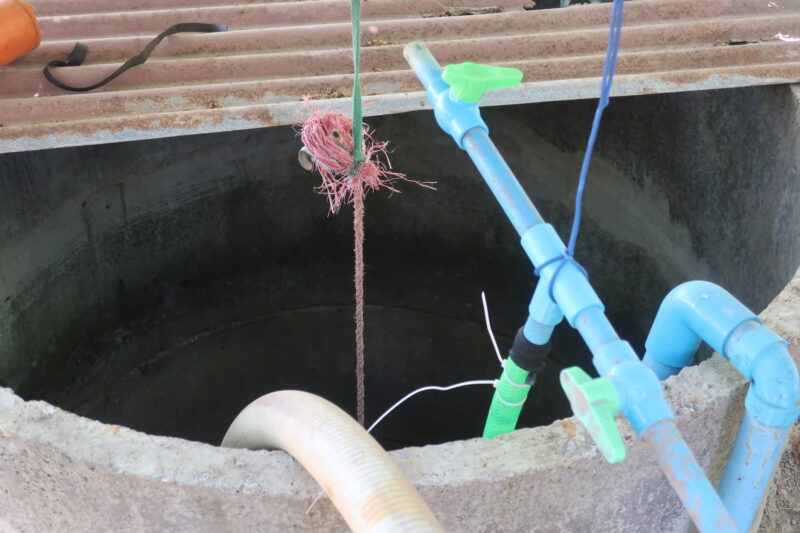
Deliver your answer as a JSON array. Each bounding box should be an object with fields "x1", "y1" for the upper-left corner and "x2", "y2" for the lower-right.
[{"x1": 221, "y1": 390, "x2": 444, "y2": 532}]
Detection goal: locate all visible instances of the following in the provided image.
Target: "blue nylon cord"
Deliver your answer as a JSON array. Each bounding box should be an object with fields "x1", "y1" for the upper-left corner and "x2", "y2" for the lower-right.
[{"x1": 547, "y1": 0, "x2": 625, "y2": 300}]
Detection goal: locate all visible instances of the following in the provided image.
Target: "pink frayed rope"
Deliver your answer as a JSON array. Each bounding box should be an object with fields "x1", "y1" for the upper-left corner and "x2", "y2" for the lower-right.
[
  {"x1": 300, "y1": 111, "x2": 434, "y2": 213},
  {"x1": 299, "y1": 110, "x2": 434, "y2": 427}
]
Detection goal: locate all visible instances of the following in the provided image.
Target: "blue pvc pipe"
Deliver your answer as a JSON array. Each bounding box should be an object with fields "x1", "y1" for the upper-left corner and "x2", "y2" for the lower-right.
[
  {"x1": 403, "y1": 41, "x2": 449, "y2": 100},
  {"x1": 643, "y1": 281, "x2": 800, "y2": 529},
  {"x1": 574, "y1": 306, "x2": 626, "y2": 356},
  {"x1": 461, "y1": 130, "x2": 544, "y2": 236},
  {"x1": 405, "y1": 42, "x2": 739, "y2": 531},
  {"x1": 406, "y1": 40, "x2": 552, "y2": 352},
  {"x1": 405, "y1": 41, "x2": 544, "y2": 236},
  {"x1": 718, "y1": 412, "x2": 790, "y2": 532},
  {"x1": 644, "y1": 420, "x2": 739, "y2": 533}
]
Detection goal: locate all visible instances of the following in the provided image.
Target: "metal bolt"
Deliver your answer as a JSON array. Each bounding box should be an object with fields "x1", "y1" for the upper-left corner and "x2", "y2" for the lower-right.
[{"x1": 298, "y1": 146, "x2": 315, "y2": 171}]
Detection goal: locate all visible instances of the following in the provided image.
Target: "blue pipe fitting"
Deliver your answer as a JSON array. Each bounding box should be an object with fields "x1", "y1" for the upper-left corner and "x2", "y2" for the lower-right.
[
  {"x1": 745, "y1": 344, "x2": 800, "y2": 427},
  {"x1": 644, "y1": 280, "x2": 800, "y2": 529},
  {"x1": 724, "y1": 319, "x2": 783, "y2": 373},
  {"x1": 642, "y1": 356, "x2": 683, "y2": 382},
  {"x1": 524, "y1": 281, "x2": 564, "y2": 345},
  {"x1": 644, "y1": 280, "x2": 800, "y2": 428},
  {"x1": 521, "y1": 223, "x2": 604, "y2": 326},
  {"x1": 434, "y1": 92, "x2": 488, "y2": 149},
  {"x1": 643, "y1": 281, "x2": 759, "y2": 379},
  {"x1": 521, "y1": 222, "x2": 564, "y2": 268},
  {"x1": 539, "y1": 258, "x2": 604, "y2": 326},
  {"x1": 725, "y1": 320, "x2": 800, "y2": 426},
  {"x1": 591, "y1": 339, "x2": 636, "y2": 377},
  {"x1": 403, "y1": 42, "x2": 487, "y2": 148},
  {"x1": 608, "y1": 360, "x2": 674, "y2": 436},
  {"x1": 522, "y1": 317, "x2": 555, "y2": 346}
]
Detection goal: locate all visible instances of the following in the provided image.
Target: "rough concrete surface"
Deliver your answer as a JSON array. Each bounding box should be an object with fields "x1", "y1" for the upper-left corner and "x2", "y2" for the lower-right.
[{"x1": 0, "y1": 270, "x2": 796, "y2": 531}]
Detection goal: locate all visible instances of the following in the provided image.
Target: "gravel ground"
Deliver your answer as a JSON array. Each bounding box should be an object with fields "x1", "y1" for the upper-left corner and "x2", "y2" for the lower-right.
[
  {"x1": 759, "y1": 269, "x2": 800, "y2": 533},
  {"x1": 760, "y1": 426, "x2": 800, "y2": 533}
]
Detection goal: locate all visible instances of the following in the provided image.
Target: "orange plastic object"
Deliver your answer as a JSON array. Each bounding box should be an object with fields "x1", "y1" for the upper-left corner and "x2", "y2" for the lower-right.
[{"x1": 0, "y1": 0, "x2": 41, "y2": 66}]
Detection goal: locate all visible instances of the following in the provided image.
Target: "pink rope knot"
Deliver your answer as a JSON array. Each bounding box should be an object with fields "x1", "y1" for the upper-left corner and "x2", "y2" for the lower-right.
[
  {"x1": 299, "y1": 110, "x2": 434, "y2": 213},
  {"x1": 298, "y1": 109, "x2": 434, "y2": 427}
]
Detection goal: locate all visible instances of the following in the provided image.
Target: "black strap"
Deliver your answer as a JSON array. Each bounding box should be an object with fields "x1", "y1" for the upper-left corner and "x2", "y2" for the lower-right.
[{"x1": 44, "y1": 23, "x2": 228, "y2": 92}]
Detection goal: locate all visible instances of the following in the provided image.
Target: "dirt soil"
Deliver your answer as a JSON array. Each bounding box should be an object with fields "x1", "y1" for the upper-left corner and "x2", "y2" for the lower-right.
[
  {"x1": 760, "y1": 426, "x2": 800, "y2": 532},
  {"x1": 759, "y1": 270, "x2": 800, "y2": 532}
]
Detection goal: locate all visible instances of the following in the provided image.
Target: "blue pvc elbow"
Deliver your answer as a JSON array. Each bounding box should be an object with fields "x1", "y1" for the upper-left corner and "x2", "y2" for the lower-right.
[
  {"x1": 644, "y1": 281, "x2": 800, "y2": 428},
  {"x1": 643, "y1": 281, "x2": 758, "y2": 379},
  {"x1": 745, "y1": 345, "x2": 800, "y2": 427}
]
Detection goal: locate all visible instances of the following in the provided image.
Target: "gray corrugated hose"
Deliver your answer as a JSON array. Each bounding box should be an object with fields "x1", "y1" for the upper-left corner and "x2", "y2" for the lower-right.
[{"x1": 221, "y1": 390, "x2": 444, "y2": 532}]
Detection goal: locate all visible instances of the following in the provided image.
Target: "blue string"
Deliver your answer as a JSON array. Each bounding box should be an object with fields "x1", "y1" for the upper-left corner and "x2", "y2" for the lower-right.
[
  {"x1": 546, "y1": 0, "x2": 625, "y2": 301},
  {"x1": 536, "y1": 254, "x2": 590, "y2": 302}
]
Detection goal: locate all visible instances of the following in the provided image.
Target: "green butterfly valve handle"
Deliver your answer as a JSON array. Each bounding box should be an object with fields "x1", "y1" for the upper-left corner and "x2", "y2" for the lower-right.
[
  {"x1": 442, "y1": 62, "x2": 523, "y2": 104},
  {"x1": 560, "y1": 366, "x2": 626, "y2": 464}
]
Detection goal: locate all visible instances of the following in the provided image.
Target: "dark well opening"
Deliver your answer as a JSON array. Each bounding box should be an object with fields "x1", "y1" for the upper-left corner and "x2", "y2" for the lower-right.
[{"x1": 1, "y1": 85, "x2": 798, "y2": 449}]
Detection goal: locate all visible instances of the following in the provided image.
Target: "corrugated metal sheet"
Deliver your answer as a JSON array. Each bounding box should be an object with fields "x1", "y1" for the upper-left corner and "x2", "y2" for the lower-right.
[{"x1": 1, "y1": 0, "x2": 798, "y2": 153}]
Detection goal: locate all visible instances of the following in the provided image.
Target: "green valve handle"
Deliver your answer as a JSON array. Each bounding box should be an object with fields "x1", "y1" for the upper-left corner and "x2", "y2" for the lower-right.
[
  {"x1": 559, "y1": 367, "x2": 626, "y2": 464},
  {"x1": 442, "y1": 62, "x2": 523, "y2": 103}
]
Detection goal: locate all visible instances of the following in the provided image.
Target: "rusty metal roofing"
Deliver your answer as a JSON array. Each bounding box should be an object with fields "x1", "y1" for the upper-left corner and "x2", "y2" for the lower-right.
[{"x1": 1, "y1": 0, "x2": 798, "y2": 153}]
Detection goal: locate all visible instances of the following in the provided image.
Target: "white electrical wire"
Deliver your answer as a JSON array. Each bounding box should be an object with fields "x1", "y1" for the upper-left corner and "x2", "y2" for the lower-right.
[
  {"x1": 367, "y1": 379, "x2": 496, "y2": 433},
  {"x1": 306, "y1": 378, "x2": 497, "y2": 514},
  {"x1": 366, "y1": 291, "x2": 504, "y2": 434},
  {"x1": 481, "y1": 291, "x2": 505, "y2": 367}
]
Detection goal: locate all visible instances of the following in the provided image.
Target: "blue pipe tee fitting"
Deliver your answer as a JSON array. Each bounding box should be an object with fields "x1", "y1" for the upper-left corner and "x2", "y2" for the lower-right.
[
  {"x1": 403, "y1": 42, "x2": 488, "y2": 148},
  {"x1": 431, "y1": 91, "x2": 488, "y2": 149},
  {"x1": 521, "y1": 223, "x2": 604, "y2": 326},
  {"x1": 523, "y1": 281, "x2": 564, "y2": 345},
  {"x1": 609, "y1": 360, "x2": 674, "y2": 437}
]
